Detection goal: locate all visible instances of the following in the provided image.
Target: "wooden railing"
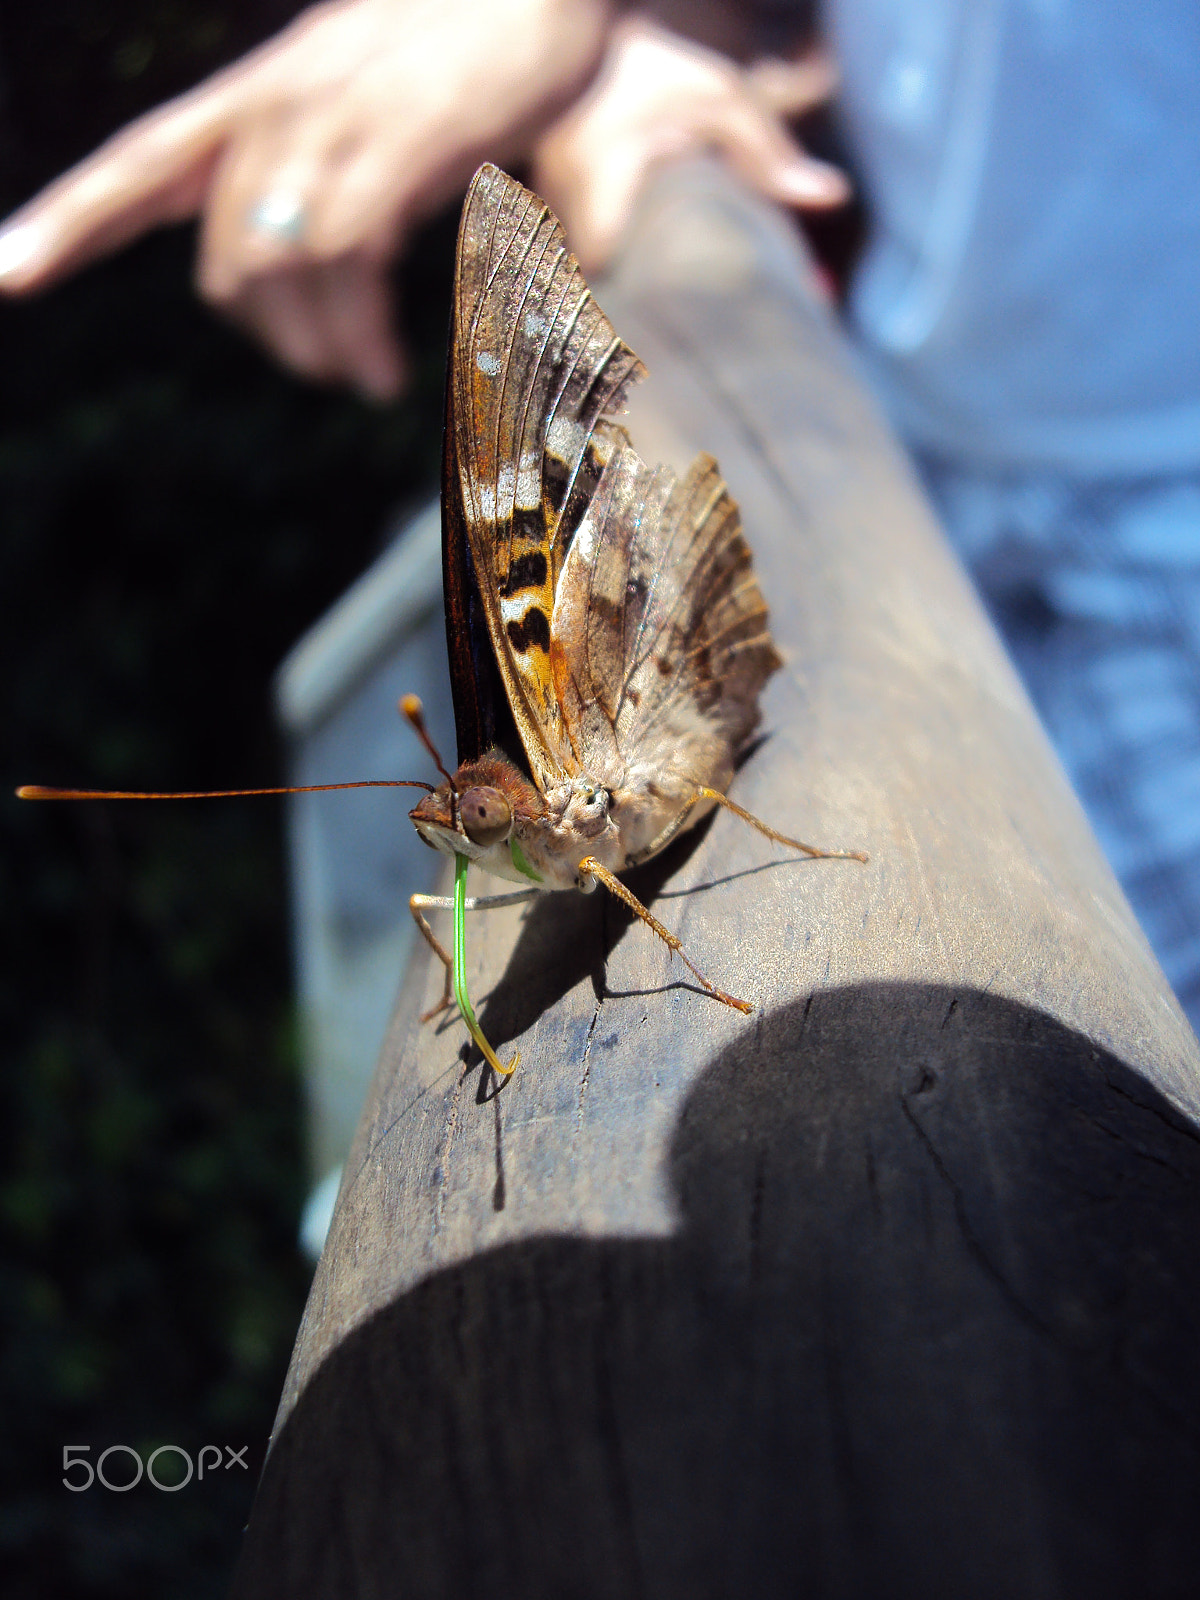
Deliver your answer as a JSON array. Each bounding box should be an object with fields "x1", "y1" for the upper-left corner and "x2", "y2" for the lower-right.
[{"x1": 233, "y1": 162, "x2": 1200, "y2": 1600}]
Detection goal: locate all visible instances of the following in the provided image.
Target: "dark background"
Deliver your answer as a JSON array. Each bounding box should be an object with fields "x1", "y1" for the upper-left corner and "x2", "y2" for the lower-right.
[{"x1": 0, "y1": 5, "x2": 451, "y2": 1594}]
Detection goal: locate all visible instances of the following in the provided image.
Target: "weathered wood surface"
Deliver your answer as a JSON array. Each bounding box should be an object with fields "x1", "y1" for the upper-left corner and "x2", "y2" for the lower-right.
[{"x1": 233, "y1": 163, "x2": 1200, "y2": 1599}]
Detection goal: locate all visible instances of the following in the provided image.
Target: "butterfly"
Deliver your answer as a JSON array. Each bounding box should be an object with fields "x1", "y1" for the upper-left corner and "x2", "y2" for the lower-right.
[{"x1": 19, "y1": 163, "x2": 865, "y2": 1078}]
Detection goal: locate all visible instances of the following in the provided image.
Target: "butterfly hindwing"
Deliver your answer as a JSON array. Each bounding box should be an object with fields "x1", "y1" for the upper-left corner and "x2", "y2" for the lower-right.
[
  {"x1": 447, "y1": 164, "x2": 648, "y2": 789},
  {"x1": 551, "y1": 445, "x2": 781, "y2": 843}
]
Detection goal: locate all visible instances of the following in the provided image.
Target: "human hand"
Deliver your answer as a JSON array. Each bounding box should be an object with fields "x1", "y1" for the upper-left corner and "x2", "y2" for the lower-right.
[
  {"x1": 532, "y1": 15, "x2": 849, "y2": 274},
  {"x1": 0, "y1": 0, "x2": 612, "y2": 399}
]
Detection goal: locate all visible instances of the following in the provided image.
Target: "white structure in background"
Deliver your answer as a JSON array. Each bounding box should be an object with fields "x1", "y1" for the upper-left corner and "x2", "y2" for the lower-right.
[{"x1": 275, "y1": 499, "x2": 455, "y2": 1255}]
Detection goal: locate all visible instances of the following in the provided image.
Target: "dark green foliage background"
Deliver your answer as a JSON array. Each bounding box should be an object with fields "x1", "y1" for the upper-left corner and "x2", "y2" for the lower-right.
[{"x1": 0, "y1": 6, "x2": 451, "y2": 1593}]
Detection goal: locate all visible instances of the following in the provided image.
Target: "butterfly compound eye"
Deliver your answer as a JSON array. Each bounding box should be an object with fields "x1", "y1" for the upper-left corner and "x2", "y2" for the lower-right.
[{"x1": 459, "y1": 786, "x2": 513, "y2": 848}]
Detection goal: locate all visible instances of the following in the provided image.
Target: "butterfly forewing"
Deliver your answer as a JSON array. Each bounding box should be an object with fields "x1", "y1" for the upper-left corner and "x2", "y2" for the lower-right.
[{"x1": 448, "y1": 164, "x2": 647, "y2": 790}]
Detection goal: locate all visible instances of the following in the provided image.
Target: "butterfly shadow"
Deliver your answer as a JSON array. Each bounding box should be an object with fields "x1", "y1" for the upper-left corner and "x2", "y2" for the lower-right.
[
  {"x1": 469, "y1": 812, "x2": 847, "y2": 1088},
  {"x1": 469, "y1": 817, "x2": 717, "y2": 1078}
]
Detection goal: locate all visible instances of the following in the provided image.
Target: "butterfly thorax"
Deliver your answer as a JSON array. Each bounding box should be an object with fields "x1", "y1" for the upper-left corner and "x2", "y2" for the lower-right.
[{"x1": 409, "y1": 751, "x2": 626, "y2": 892}]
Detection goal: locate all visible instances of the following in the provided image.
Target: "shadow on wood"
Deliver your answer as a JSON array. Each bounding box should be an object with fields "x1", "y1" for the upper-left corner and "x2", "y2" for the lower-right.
[
  {"x1": 234, "y1": 982, "x2": 1200, "y2": 1600},
  {"x1": 463, "y1": 808, "x2": 790, "y2": 1076}
]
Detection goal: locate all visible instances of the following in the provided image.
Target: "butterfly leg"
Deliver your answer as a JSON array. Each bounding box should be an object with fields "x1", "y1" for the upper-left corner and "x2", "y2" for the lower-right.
[
  {"x1": 690, "y1": 788, "x2": 868, "y2": 862},
  {"x1": 409, "y1": 886, "x2": 539, "y2": 1025},
  {"x1": 409, "y1": 894, "x2": 456, "y2": 1022},
  {"x1": 576, "y1": 856, "x2": 753, "y2": 1015}
]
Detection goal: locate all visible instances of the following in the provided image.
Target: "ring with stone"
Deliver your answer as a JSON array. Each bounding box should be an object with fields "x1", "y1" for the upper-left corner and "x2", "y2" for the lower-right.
[{"x1": 247, "y1": 191, "x2": 307, "y2": 243}]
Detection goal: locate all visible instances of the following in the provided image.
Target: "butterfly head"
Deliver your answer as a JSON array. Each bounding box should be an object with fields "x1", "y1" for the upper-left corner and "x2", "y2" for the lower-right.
[
  {"x1": 410, "y1": 775, "x2": 512, "y2": 854},
  {"x1": 409, "y1": 752, "x2": 548, "y2": 886}
]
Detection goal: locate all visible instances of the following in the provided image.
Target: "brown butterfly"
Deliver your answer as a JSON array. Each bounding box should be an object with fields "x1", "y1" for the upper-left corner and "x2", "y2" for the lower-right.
[
  {"x1": 399, "y1": 164, "x2": 865, "y2": 1072},
  {"x1": 19, "y1": 163, "x2": 865, "y2": 1078}
]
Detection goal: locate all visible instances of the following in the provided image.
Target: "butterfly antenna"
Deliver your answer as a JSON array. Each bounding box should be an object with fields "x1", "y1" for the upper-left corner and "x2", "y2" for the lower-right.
[
  {"x1": 16, "y1": 780, "x2": 435, "y2": 802},
  {"x1": 399, "y1": 695, "x2": 457, "y2": 790}
]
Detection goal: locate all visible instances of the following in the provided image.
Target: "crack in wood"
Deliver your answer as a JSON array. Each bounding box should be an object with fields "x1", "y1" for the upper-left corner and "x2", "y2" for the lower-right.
[
  {"x1": 431, "y1": 1067, "x2": 465, "y2": 1243},
  {"x1": 898, "y1": 1086, "x2": 1053, "y2": 1343}
]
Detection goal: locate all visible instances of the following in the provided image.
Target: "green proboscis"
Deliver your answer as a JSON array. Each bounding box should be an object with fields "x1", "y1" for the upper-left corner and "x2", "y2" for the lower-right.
[{"x1": 453, "y1": 853, "x2": 518, "y2": 1076}]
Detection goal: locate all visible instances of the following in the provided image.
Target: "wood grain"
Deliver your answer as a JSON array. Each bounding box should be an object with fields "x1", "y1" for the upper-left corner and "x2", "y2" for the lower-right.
[{"x1": 233, "y1": 162, "x2": 1200, "y2": 1600}]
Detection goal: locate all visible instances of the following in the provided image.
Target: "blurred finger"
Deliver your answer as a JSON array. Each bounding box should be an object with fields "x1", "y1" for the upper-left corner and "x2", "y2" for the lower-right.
[
  {"x1": 535, "y1": 139, "x2": 655, "y2": 274},
  {"x1": 234, "y1": 266, "x2": 332, "y2": 381},
  {"x1": 314, "y1": 253, "x2": 407, "y2": 399},
  {"x1": 221, "y1": 255, "x2": 407, "y2": 400},
  {"x1": 717, "y1": 96, "x2": 850, "y2": 210},
  {"x1": 0, "y1": 84, "x2": 240, "y2": 293},
  {"x1": 0, "y1": 0, "x2": 366, "y2": 296},
  {"x1": 197, "y1": 116, "x2": 331, "y2": 302},
  {"x1": 747, "y1": 49, "x2": 839, "y2": 118}
]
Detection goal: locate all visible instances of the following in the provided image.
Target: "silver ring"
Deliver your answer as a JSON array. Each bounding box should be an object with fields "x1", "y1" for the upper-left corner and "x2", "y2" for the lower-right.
[{"x1": 247, "y1": 191, "x2": 307, "y2": 243}]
